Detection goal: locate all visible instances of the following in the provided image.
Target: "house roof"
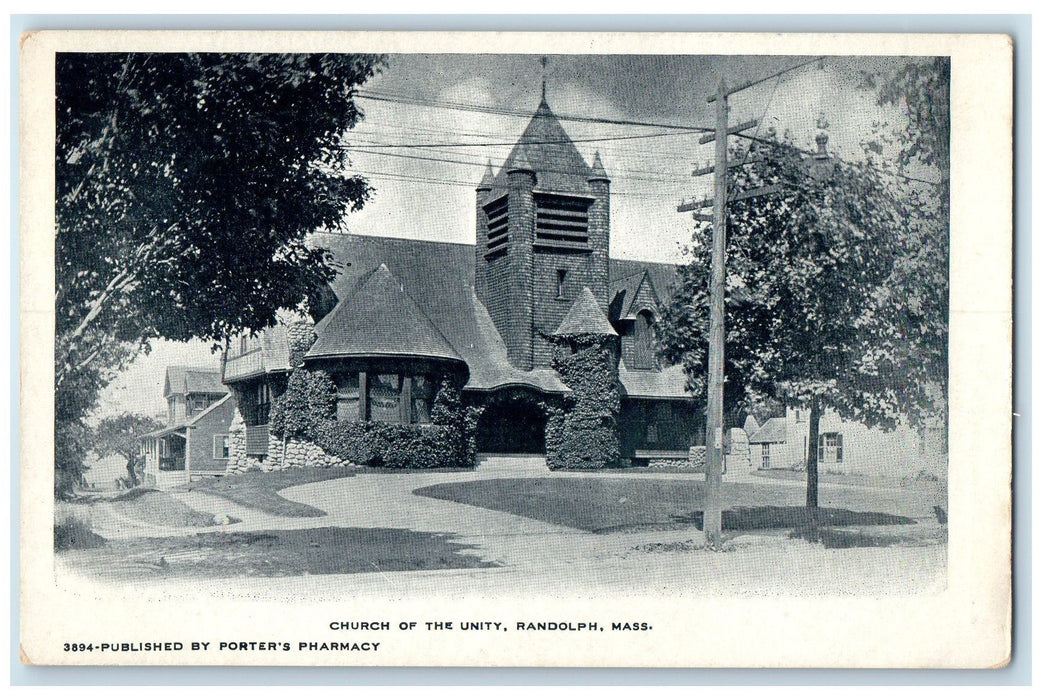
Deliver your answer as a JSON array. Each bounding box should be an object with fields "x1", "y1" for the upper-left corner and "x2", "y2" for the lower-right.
[
  {"x1": 617, "y1": 361, "x2": 691, "y2": 400},
  {"x1": 609, "y1": 259, "x2": 678, "y2": 318},
  {"x1": 144, "y1": 394, "x2": 233, "y2": 439},
  {"x1": 555, "y1": 287, "x2": 618, "y2": 336},
  {"x1": 164, "y1": 366, "x2": 227, "y2": 398},
  {"x1": 489, "y1": 97, "x2": 594, "y2": 198},
  {"x1": 748, "y1": 417, "x2": 788, "y2": 444},
  {"x1": 307, "y1": 264, "x2": 465, "y2": 364}
]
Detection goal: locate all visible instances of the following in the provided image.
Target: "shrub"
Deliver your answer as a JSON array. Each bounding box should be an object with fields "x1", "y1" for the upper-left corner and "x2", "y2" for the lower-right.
[
  {"x1": 310, "y1": 420, "x2": 465, "y2": 470},
  {"x1": 54, "y1": 514, "x2": 105, "y2": 551},
  {"x1": 547, "y1": 335, "x2": 620, "y2": 470},
  {"x1": 270, "y1": 369, "x2": 336, "y2": 438},
  {"x1": 291, "y1": 376, "x2": 476, "y2": 470}
]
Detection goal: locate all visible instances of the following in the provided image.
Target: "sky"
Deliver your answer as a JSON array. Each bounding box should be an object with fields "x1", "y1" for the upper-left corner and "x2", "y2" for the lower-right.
[{"x1": 95, "y1": 53, "x2": 923, "y2": 420}]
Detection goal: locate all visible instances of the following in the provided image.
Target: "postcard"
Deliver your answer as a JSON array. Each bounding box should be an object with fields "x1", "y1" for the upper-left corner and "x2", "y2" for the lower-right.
[{"x1": 20, "y1": 30, "x2": 1011, "y2": 668}]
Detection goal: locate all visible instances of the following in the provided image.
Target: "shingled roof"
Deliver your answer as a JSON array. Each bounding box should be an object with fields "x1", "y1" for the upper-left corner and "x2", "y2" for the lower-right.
[
  {"x1": 303, "y1": 232, "x2": 684, "y2": 399},
  {"x1": 489, "y1": 96, "x2": 593, "y2": 198},
  {"x1": 164, "y1": 366, "x2": 227, "y2": 398},
  {"x1": 555, "y1": 287, "x2": 617, "y2": 336},
  {"x1": 749, "y1": 417, "x2": 788, "y2": 444},
  {"x1": 308, "y1": 264, "x2": 464, "y2": 364}
]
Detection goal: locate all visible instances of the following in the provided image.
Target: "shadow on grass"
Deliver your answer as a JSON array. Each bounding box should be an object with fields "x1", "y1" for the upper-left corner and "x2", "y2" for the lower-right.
[
  {"x1": 671, "y1": 506, "x2": 915, "y2": 531},
  {"x1": 187, "y1": 465, "x2": 358, "y2": 517},
  {"x1": 59, "y1": 527, "x2": 495, "y2": 579},
  {"x1": 417, "y1": 478, "x2": 924, "y2": 548}
]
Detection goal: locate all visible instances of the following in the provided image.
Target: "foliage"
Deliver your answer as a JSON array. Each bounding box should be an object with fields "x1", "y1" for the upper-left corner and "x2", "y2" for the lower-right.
[
  {"x1": 269, "y1": 369, "x2": 336, "y2": 439},
  {"x1": 54, "y1": 53, "x2": 382, "y2": 492},
  {"x1": 659, "y1": 129, "x2": 946, "y2": 506},
  {"x1": 862, "y1": 57, "x2": 951, "y2": 401},
  {"x1": 90, "y1": 412, "x2": 165, "y2": 486},
  {"x1": 863, "y1": 57, "x2": 951, "y2": 176},
  {"x1": 546, "y1": 335, "x2": 621, "y2": 470},
  {"x1": 275, "y1": 371, "x2": 476, "y2": 469}
]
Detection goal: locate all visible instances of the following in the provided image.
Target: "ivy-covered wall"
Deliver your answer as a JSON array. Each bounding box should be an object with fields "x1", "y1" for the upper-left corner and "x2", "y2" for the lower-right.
[
  {"x1": 271, "y1": 367, "x2": 477, "y2": 470},
  {"x1": 545, "y1": 333, "x2": 621, "y2": 470}
]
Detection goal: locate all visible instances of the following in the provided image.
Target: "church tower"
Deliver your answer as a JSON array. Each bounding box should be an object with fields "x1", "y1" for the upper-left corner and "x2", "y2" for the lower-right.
[{"x1": 474, "y1": 89, "x2": 612, "y2": 371}]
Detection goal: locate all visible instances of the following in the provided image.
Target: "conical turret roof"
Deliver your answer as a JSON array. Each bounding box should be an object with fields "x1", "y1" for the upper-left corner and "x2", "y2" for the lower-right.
[
  {"x1": 589, "y1": 150, "x2": 610, "y2": 182},
  {"x1": 491, "y1": 97, "x2": 593, "y2": 196},
  {"x1": 554, "y1": 287, "x2": 617, "y2": 337},
  {"x1": 307, "y1": 264, "x2": 464, "y2": 363},
  {"x1": 477, "y1": 160, "x2": 495, "y2": 190}
]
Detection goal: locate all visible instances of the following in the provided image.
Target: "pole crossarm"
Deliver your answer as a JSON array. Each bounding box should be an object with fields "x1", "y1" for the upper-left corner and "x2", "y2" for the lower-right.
[
  {"x1": 676, "y1": 182, "x2": 782, "y2": 212},
  {"x1": 698, "y1": 118, "x2": 759, "y2": 145},
  {"x1": 692, "y1": 156, "x2": 763, "y2": 177}
]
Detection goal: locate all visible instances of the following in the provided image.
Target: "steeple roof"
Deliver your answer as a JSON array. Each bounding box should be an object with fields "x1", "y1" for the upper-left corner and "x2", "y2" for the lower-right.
[
  {"x1": 477, "y1": 160, "x2": 495, "y2": 190},
  {"x1": 589, "y1": 151, "x2": 610, "y2": 182},
  {"x1": 307, "y1": 264, "x2": 464, "y2": 363},
  {"x1": 490, "y1": 97, "x2": 594, "y2": 197},
  {"x1": 554, "y1": 287, "x2": 617, "y2": 337}
]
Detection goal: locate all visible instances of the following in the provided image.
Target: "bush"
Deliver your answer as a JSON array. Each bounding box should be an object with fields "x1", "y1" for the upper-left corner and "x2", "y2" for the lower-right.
[
  {"x1": 270, "y1": 369, "x2": 336, "y2": 438},
  {"x1": 546, "y1": 336, "x2": 620, "y2": 470},
  {"x1": 54, "y1": 514, "x2": 105, "y2": 551},
  {"x1": 311, "y1": 420, "x2": 465, "y2": 470}
]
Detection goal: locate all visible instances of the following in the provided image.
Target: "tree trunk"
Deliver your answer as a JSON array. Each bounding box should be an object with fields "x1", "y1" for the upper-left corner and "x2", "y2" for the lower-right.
[{"x1": 806, "y1": 396, "x2": 821, "y2": 511}]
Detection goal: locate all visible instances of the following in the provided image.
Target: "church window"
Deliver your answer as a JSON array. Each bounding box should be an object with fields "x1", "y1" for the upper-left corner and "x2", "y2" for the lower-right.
[
  {"x1": 634, "y1": 310, "x2": 656, "y2": 369},
  {"x1": 368, "y1": 373, "x2": 402, "y2": 423},
  {"x1": 556, "y1": 269, "x2": 568, "y2": 299},
  {"x1": 336, "y1": 373, "x2": 361, "y2": 422},
  {"x1": 411, "y1": 375, "x2": 435, "y2": 424}
]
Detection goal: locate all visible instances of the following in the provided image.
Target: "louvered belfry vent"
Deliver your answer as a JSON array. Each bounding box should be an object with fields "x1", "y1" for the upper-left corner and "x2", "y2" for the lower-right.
[
  {"x1": 535, "y1": 192, "x2": 591, "y2": 252},
  {"x1": 484, "y1": 194, "x2": 509, "y2": 261}
]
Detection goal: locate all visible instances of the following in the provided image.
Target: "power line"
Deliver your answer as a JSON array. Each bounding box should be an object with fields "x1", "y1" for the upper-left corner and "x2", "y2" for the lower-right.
[
  {"x1": 340, "y1": 128, "x2": 704, "y2": 150},
  {"x1": 357, "y1": 89, "x2": 714, "y2": 133}
]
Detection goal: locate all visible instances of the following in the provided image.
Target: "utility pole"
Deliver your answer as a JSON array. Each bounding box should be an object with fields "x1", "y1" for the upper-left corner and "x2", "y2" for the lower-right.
[
  {"x1": 704, "y1": 76, "x2": 729, "y2": 547},
  {"x1": 677, "y1": 75, "x2": 782, "y2": 548}
]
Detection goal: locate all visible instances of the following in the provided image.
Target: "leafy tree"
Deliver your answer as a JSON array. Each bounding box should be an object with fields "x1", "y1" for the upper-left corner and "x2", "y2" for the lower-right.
[
  {"x1": 90, "y1": 413, "x2": 165, "y2": 487},
  {"x1": 54, "y1": 53, "x2": 382, "y2": 494},
  {"x1": 862, "y1": 57, "x2": 950, "y2": 403},
  {"x1": 660, "y1": 135, "x2": 936, "y2": 509}
]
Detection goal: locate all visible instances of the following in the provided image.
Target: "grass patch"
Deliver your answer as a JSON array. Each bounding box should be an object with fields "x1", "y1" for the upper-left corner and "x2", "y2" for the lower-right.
[
  {"x1": 55, "y1": 515, "x2": 106, "y2": 551},
  {"x1": 415, "y1": 477, "x2": 934, "y2": 535},
  {"x1": 118, "y1": 491, "x2": 228, "y2": 528},
  {"x1": 187, "y1": 466, "x2": 357, "y2": 517},
  {"x1": 670, "y1": 506, "x2": 914, "y2": 532},
  {"x1": 59, "y1": 527, "x2": 494, "y2": 579}
]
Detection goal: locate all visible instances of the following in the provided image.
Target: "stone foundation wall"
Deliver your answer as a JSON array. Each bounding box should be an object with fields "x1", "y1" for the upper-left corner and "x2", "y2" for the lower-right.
[{"x1": 264, "y1": 434, "x2": 354, "y2": 471}]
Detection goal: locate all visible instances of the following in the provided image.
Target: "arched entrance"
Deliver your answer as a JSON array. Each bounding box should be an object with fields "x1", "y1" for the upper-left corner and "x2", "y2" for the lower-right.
[{"x1": 476, "y1": 390, "x2": 547, "y2": 454}]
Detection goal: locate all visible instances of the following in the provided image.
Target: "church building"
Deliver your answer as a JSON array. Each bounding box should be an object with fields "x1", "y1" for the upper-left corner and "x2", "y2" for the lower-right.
[{"x1": 221, "y1": 90, "x2": 701, "y2": 470}]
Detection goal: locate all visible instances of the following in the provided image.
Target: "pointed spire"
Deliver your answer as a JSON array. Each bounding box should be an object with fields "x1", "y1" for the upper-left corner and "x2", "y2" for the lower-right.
[
  {"x1": 554, "y1": 287, "x2": 617, "y2": 337},
  {"x1": 588, "y1": 150, "x2": 610, "y2": 183},
  {"x1": 540, "y1": 56, "x2": 549, "y2": 105},
  {"x1": 506, "y1": 146, "x2": 535, "y2": 175},
  {"x1": 477, "y1": 159, "x2": 495, "y2": 191}
]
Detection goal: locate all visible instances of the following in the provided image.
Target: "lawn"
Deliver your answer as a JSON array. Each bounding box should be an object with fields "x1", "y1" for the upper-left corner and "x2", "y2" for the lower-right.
[
  {"x1": 414, "y1": 477, "x2": 945, "y2": 535},
  {"x1": 186, "y1": 466, "x2": 357, "y2": 517},
  {"x1": 58, "y1": 526, "x2": 495, "y2": 579}
]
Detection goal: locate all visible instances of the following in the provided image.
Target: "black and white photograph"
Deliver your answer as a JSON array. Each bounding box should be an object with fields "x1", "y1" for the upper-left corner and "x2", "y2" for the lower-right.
[{"x1": 20, "y1": 31, "x2": 1011, "y2": 668}]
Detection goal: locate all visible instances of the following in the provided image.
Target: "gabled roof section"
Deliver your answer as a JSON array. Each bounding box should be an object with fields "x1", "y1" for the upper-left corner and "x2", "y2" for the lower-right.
[
  {"x1": 555, "y1": 287, "x2": 617, "y2": 336},
  {"x1": 164, "y1": 366, "x2": 226, "y2": 398},
  {"x1": 307, "y1": 264, "x2": 464, "y2": 364},
  {"x1": 490, "y1": 97, "x2": 593, "y2": 197},
  {"x1": 749, "y1": 417, "x2": 788, "y2": 444},
  {"x1": 609, "y1": 259, "x2": 679, "y2": 308},
  {"x1": 618, "y1": 361, "x2": 691, "y2": 400},
  {"x1": 609, "y1": 269, "x2": 664, "y2": 322}
]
